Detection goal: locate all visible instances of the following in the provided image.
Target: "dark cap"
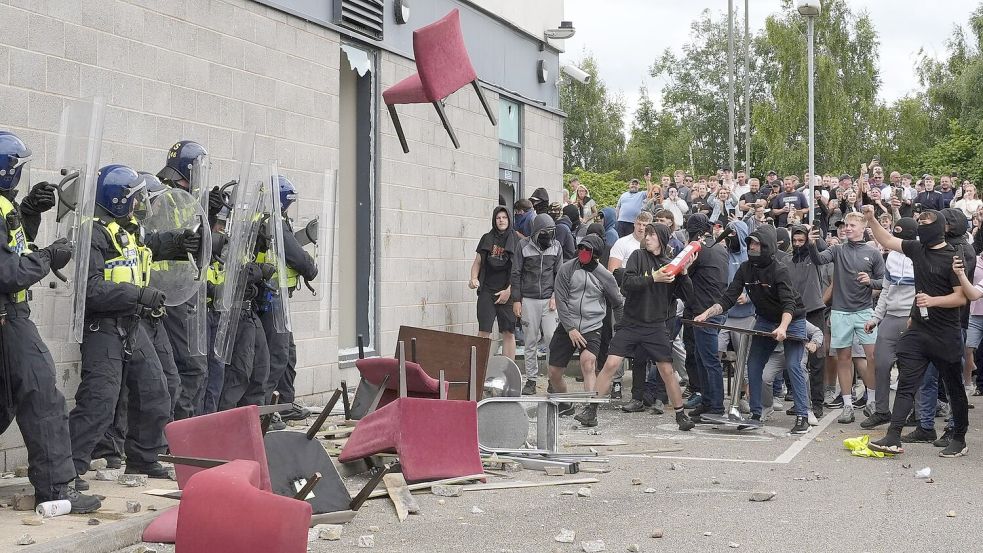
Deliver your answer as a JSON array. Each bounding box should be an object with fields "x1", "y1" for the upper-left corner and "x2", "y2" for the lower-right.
[
  {"x1": 838, "y1": 174, "x2": 853, "y2": 182},
  {"x1": 767, "y1": 170, "x2": 777, "y2": 176}
]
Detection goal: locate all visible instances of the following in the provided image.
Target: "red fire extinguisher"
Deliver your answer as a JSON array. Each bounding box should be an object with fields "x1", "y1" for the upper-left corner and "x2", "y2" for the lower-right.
[{"x1": 661, "y1": 227, "x2": 734, "y2": 277}]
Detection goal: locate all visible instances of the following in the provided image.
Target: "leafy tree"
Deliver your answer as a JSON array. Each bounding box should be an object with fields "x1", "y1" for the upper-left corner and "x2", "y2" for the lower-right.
[
  {"x1": 560, "y1": 53, "x2": 627, "y2": 173},
  {"x1": 624, "y1": 85, "x2": 692, "y2": 178},
  {"x1": 563, "y1": 167, "x2": 629, "y2": 210}
]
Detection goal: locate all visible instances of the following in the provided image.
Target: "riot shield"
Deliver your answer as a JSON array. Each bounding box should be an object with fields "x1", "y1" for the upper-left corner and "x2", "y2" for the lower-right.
[
  {"x1": 266, "y1": 162, "x2": 292, "y2": 334},
  {"x1": 53, "y1": 97, "x2": 106, "y2": 344},
  {"x1": 213, "y1": 131, "x2": 259, "y2": 363},
  {"x1": 316, "y1": 170, "x2": 338, "y2": 332},
  {"x1": 139, "y1": 187, "x2": 206, "y2": 306},
  {"x1": 189, "y1": 156, "x2": 211, "y2": 356}
]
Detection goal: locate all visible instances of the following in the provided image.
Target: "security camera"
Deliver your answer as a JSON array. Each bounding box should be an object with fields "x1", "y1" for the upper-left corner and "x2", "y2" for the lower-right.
[{"x1": 561, "y1": 63, "x2": 592, "y2": 84}]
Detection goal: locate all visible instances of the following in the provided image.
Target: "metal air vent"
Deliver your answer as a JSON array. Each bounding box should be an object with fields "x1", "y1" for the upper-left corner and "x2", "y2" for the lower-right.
[{"x1": 333, "y1": 0, "x2": 384, "y2": 40}]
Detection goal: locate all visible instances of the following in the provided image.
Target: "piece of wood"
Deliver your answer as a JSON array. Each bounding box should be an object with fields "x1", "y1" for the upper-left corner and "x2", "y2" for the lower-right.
[
  {"x1": 307, "y1": 388, "x2": 343, "y2": 440},
  {"x1": 366, "y1": 474, "x2": 487, "y2": 499},
  {"x1": 158, "y1": 454, "x2": 227, "y2": 469},
  {"x1": 383, "y1": 472, "x2": 420, "y2": 522},
  {"x1": 613, "y1": 447, "x2": 686, "y2": 456},
  {"x1": 395, "y1": 326, "x2": 491, "y2": 401},
  {"x1": 310, "y1": 510, "x2": 357, "y2": 526},
  {"x1": 293, "y1": 472, "x2": 322, "y2": 500},
  {"x1": 460, "y1": 478, "x2": 599, "y2": 493},
  {"x1": 578, "y1": 466, "x2": 612, "y2": 474},
  {"x1": 562, "y1": 440, "x2": 629, "y2": 447},
  {"x1": 143, "y1": 489, "x2": 183, "y2": 500},
  {"x1": 320, "y1": 428, "x2": 354, "y2": 439}
]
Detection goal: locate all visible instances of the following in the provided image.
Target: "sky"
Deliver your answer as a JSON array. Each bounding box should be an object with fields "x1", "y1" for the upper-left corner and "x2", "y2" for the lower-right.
[{"x1": 559, "y1": 0, "x2": 981, "y2": 122}]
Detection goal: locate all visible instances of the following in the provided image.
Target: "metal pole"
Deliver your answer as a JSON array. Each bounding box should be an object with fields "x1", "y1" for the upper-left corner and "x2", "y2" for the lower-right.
[
  {"x1": 744, "y1": 0, "x2": 750, "y2": 173},
  {"x1": 728, "y1": 0, "x2": 736, "y2": 172},
  {"x1": 807, "y1": 15, "x2": 816, "y2": 224}
]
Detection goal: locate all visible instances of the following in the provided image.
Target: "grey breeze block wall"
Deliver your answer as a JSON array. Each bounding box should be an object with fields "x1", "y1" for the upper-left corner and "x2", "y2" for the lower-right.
[{"x1": 0, "y1": 0, "x2": 563, "y2": 470}]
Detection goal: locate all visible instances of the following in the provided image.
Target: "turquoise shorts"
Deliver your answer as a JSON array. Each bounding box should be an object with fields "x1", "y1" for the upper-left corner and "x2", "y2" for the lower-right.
[{"x1": 830, "y1": 309, "x2": 876, "y2": 349}]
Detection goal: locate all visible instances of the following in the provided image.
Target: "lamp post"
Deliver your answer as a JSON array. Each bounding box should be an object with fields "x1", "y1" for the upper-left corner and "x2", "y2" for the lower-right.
[
  {"x1": 797, "y1": 1, "x2": 820, "y2": 223},
  {"x1": 727, "y1": 0, "x2": 736, "y2": 173},
  {"x1": 744, "y1": 0, "x2": 750, "y2": 174}
]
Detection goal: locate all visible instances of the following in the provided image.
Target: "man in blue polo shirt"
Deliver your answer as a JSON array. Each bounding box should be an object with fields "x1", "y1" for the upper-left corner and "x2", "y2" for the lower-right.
[{"x1": 615, "y1": 178, "x2": 647, "y2": 237}]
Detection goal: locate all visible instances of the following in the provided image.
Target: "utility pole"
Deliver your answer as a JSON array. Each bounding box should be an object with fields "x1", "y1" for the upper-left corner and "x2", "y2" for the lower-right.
[
  {"x1": 727, "y1": 0, "x2": 736, "y2": 172},
  {"x1": 744, "y1": 0, "x2": 751, "y2": 173}
]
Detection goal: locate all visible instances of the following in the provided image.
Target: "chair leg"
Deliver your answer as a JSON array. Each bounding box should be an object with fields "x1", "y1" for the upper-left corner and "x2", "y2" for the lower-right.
[
  {"x1": 387, "y1": 104, "x2": 410, "y2": 154},
  {"x1": 472, "y1": 80, "x2": 497, "y2": 126},
  {"x1": 432, "y1": 101, "x2": 460, "y2": 149}
]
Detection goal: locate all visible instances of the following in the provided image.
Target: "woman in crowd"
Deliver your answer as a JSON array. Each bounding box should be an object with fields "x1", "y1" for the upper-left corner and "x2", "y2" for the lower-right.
[{"x1": 574, "y1": 183, "x2": 598, "y2": 224}]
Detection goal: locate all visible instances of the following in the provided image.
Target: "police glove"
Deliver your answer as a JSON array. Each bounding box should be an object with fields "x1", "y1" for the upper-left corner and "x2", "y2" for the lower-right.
[
  {"x1": 259, "y1": 263, "x2": 276, "y2": 281},
  {"x1": 176, "y1": 228, "x2": 201, "y2": 255},
  {"x1": 207, "y1": 186, "x2": 225, "y2": 219},
  {"x1": 41, "y1": 238, "x2": 73, "y2": 271},
  {"x1": 243, "y1": 262, "x2": 263, "y2": 285},
  {"x1": 137, "y1": 287, "x2": 166, "y2": 310},
  {"x1": 20, "y1": 182, "x2": 57, "y2": 216}
]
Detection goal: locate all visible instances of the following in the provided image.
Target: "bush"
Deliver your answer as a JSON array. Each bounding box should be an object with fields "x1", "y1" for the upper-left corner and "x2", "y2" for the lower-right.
[{"x1": 564, "y1": 168, "x2": 632, "y2": 210}]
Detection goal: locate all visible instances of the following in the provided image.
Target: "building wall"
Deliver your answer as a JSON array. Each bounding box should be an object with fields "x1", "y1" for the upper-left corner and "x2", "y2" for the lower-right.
[{"x1": 0, "y1": 0, "x2": 563, "y2": 470}]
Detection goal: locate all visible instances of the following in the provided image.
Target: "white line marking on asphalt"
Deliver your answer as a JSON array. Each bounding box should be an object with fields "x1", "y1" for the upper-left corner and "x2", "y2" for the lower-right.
[
  {"x1": 610, "y1": 454, "x2": 777, "y2": 464},
  {"x1": 772, "y1": 411, "x2": 837, "y2": 464}
]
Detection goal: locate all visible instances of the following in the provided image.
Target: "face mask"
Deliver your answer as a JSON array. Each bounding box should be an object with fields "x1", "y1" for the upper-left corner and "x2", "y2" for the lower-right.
[
  {"x1": 916, "y1": 218, "x2": 946, "y2": 247},
  {"x1": 578, "y1": 248, "x2": 593, "y2": 265},
  {"x1": 537, "y1": 232, "x2": 553, "y2": 248}
]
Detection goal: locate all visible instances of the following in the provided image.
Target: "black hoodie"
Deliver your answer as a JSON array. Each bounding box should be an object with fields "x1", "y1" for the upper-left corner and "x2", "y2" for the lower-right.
[
  {"x1": 943, "y1": 207, "x2": 976, "y2": 329},
  {"x1": 476, "y1": 206, "x2": 518, "y2": 292},
  {"x1": 620, "y1": 223, "x2": 691, "y2": 325},
  {"x1": 717, "y1": 225, "x2": 805, "y2": 323}
]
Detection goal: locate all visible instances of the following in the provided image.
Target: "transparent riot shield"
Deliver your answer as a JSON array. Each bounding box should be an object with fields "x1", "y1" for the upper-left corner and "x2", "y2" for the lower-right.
[
  {"x1": 139, "y1": 187, "x2": 205, "y2": 306},
  {"x1": 316, "y1": 170, "x2": 338, "y2": 332},
  {"x1": 188, "y1": 156, "x2": 211, "y2": 356},
  {"x1": 52, "y1": 97, "x2": 106, "y2": 344},
  {"x1": 266, "y1": 161, "x2": 292, "y2": 334},
  {"x1": 213, "y1": 131, "x2": 259, "y2": 363}
]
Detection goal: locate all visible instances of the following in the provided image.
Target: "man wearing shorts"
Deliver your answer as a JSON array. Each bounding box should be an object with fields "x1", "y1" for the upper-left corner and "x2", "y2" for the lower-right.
[
  {"x1": 808, "y1": 212, "x2": 884, "y2": 423},
  {"x1": 470, "y1": 206, "x2": 518, "y2": 359},
  {"x1": 547, "y1": 235, "x2": 624, "y2": 413},
  {"x1": 575, "y1": 223, "x2": 696, "y2": 430}
]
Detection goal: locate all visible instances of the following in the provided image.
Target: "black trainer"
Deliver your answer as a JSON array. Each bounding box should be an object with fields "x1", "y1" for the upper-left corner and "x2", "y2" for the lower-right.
[
  {"x1": 812, "y1": 404, "x2": 824, "y2": 418},
  {"x1": 933, "y1": 428, "x2": 953, "y2": 448},
  {"x1": 675, "y1": 410, "x2": 695, "y2": 431},
  {"x1": 558, "y1": 402, "x2": 575, "y2": 417},
  {"x1": 621, "y1": 399, "x2": 646, "y2": 413},
  {"x1": 939, "y1": 438, "x2": 968, "y2": 458},
  {"x1": 860, "y1": 412, "x2": 892, "y2": 429},
  {"x1": 37, "y1": 485, "x2": 101, "y2": 514},
  {"x1": 610, "y1": 382, "x2": 623, "y2": 400},
  {"x1": 74, "y1": 476, "x2": 89, "y2": 492},
  {"x1": 269, "y1": 412, "x2": 287, "y2": 431},
  {"x1": 868, "y1": 432, "x2": 904, "y2": 455},
  {"x1": 689, "y1": 403, "x2": 711, "y2": 417},
  {"x1": 521, "y1": 379, "x2": 537, "y2": 396},
  {"x1": 280, "y1": 403, "x2": 312, "y2": 422},
  {"x1": 824, "y1": 395, "x2": 844, "y2": 408},
  {"x1": 790, "y1": 416, "x2": 809, "y2": 434},
  {"x1": 574, "y1": 404, "x2": 598, "y2": 427},
  {"x1": 125, "y1": 462, "x2": 171, "y2": 479},
  {"x1": 104, "y1": 456, "x2": 123, "y2": 470},
  {"x1": 901, "y1": 426, "x2": 937, "y2": 443},
  {"x1": 852, "y1": 394, "x2": 867, "y2": 408}
]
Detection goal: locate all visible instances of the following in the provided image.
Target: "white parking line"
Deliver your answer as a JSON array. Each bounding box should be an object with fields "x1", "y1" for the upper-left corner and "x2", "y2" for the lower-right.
[{"x1": 772, "y1": 410, "x2": 837, "y2": 464}]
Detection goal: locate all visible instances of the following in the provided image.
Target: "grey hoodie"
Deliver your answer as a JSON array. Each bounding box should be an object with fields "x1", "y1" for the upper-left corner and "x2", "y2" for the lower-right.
[
  {"x1": 511, "y1": 214, "x2": 563, "y2": 302},
  {"x1": 553, "y1": 235, "x2": 624, "y2": 333}
]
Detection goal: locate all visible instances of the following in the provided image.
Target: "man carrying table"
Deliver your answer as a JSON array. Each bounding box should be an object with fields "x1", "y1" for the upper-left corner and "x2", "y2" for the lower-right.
[{"x1": 694, "y1": 225, "x2": 811, "y2": 434}]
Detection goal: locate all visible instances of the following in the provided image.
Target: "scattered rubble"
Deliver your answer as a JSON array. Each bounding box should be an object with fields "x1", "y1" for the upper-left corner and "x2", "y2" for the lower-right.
[
  {"x1": 728, "y1": 542, "x2": 741, "y2": 548},
  {"x1": 581, "y1": 539, "x2": 606, "y2": 552},
  {"x1": 21, "y1": 517, "x2": 42, "y2": 526},
  {"x1": 650, "y1": 529, "x2": 664, "y2": 538},
  {"x1": 15, "y1": 534, "x2": 35, "y2": 546},
  {"x1": 118, "y1": 474, "x2": 148, "y2": 487},
  {"x1": 577, "y1": 487, "x2": 592, "y2": 498},
  {"x1": 432, "y1": 485, "x2": 463, "y2": 497},
  {"x1": 89, "y1": 458, "x2": 108, "y2": 470},
  {"x1": 631, "y1": 479, "x2": 642, "y2": 486},
  {"x1": 915, "y1": 467, "x2": 931, "y2": 479},
  {"x1": 947, "y1": 511, "x2": 957, "y2": 518},
  {"x1": 749, "y1": 491, "x2": 777, "y2": 502},
  {"x1": 88, "y1": 519, "x2": 100, "y2": 526},
  {"x1": 643, "y1": 488, "x2": 656, "y2": 494},
  {"x1": 125, "y1": 501, "x2": 142, "y2": 513},
  {"x1": 133, "y1": 546, "x2": 158, "y2": 553},
  {"x1": 94, "y1": 469, "x2": 122, "y2": 481},
  {"x1": 11, "y1": 494, "x2": 35, "y2": 511},
  {"x1": 316, "y1": 524, "x2": 343, "y2": 540},
  {"x1": 357, "y1": 535, "x2": 376, "y2": 548},
  {"x1": 555, "y1": 528, "x2": 575, "y2": 543},
  {"x1": 627, "y1": 544, "x2": 640, "y2": 552},
  {"x1": 471, "y1": 506, "x2": 484, "y2": 514}
]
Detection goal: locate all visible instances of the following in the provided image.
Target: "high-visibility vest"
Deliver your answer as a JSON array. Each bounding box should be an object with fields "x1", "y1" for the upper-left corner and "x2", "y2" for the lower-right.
[
  {"x1": 99, "y1": 220, "x2": 144, "y2": 286},
  {"x1": 0, "y1": 195, "x2": 30, "y2": 302}
]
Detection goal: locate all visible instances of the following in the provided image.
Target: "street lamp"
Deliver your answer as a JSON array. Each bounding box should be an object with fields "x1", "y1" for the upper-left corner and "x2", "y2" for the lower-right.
[{"x1": 797, "y1": 1, "x2": 819, "y2": 223}]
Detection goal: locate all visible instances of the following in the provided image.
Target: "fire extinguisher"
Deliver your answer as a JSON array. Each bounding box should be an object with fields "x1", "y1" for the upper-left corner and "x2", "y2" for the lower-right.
[{"x1": 661, "y1": 227, "x2": 734, "y2": 277}]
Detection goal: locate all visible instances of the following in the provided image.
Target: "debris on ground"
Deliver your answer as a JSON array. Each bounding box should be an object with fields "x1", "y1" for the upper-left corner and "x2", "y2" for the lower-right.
[
  {"x1": 555, "y1": 528, "x2": 576, "y2": 543},
  {"x1": 133, "y1": 547, "x2": 157, "y2": 553},
  {"x1": 15, "y1": 534, "x2": 35, "y2": 546},
  {"x1": 88, "y1": 518, "x2": 100, "y2": 526},
  {"x1": 11, "y1": 494, "x2": 34, "y2": 511},
  {"x1": 651, "y1": 529, "x2": 664, "y2": 538},
  {"x1": 947, "y1": 511, "x2": 957, "y2": 518},
  {"x1": 125, "y1": 500, "x2": 142, "y2": 513},
  {"x1": 915, "y1": 467, "x2": 931, "y2": 479},
  {"x1": 357, "y1": 535, "x2": 376, "y2": 548},
  {"x1": 367, "y1": 526, "x2": 380, "y2": 532},
  {"x1": 631, "y1": 478, "x2": 642, "y2": 486},
  {"x1": 545, "y1": 466, "x2": 567, "y2": 476},
  {"x1": 94, "y1": 469, "x2": 122, "y2": 481},
  {"x1": 432, "y1": 484, "x2": 463, "y2": 497},
  {"x1": 643, "y1": 488, "x2": 656, "y2": 494},
  {"x1": 21, "y1": 517, "x2": 42, "y2": 526},
  {"x1": 581, "y1": 539, "x2": 606, "y2": 552},
  {"x1": 118, "y1": 474, "x2": 148, "y2": 487},
  {"x1": 316, "y1": 524, "x2": 343, "y2": 540},
  {"x1": 749, "y1": 490, "x2": 777, "y2": 502},
  {"x1": 704, "y1": 532, "x2": 713, "y2": 537},
  {"x1": 89, "y1": 458, "x2": 108, "y2": 470},
  {"x1": 471, "y1": 506, "x2": 484, "y2": 514},
  {"x1": 627, "y1": 544, "x2": 640, "y2": 552},
  {"x1": 729, "y1": 542, "x2": 741, "y2": 548},
  {"x1": 577, "y1": 487, "x2": 592, "y2": 498}
]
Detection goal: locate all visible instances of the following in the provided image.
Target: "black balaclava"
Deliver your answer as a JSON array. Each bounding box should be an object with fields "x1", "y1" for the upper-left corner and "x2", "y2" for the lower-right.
[
  {"x1": 916, "y1": 210, "x2": 946, "y2": 247},
  {"x1": 586, "y1": 222, "x2": 604, "y2": 238},
  {"x1": 893, "y1": 217, "x2": 917, "y2": 240},
  {"x1": 530, "y1": 188, "x2": 550, "y2": 214},
  {"x1": 747, "y1": 225, "x2": 777, "y2": 268},
  {"x1": 685, "y1": 213, "x2": 712, "y2": 241},
  {"x1": 563, "y1": 204, "x2": 581, "y2": 230},
  {"x1": 775, "y1": 227, "x2": 791, "y2": 254},
  {"x1": 942, "y1": 207, "x2": 968, "y2": 241}
]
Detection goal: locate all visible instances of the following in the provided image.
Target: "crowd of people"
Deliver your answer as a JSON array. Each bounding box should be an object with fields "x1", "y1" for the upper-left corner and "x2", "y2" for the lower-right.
[
  {"x1": 472, "y1": 160, "x2": 982, "y2": 458},
  {"x1": 0, "y1": 132, "x2": 316, "y2": 513}
]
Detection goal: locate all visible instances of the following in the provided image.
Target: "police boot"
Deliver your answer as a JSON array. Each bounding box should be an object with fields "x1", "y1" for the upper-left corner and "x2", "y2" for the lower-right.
[
  {"x1": 37, "y1": 485, "x2": 102, "y2": 514},
  {"x1": 124, "y1": 461, "x2": 171, "y2": 479}
]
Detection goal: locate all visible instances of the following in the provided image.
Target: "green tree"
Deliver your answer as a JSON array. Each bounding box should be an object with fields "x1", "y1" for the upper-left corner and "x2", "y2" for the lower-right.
[
  {"x1": 560, "y1": 53, "x2": 627, "y2": 173},
  {"x1": 624, "y1": 85, "x2": 692, "y2": 178},
  {"x1": 751, "y1": 0, "x2": 880, "y2": 176}
]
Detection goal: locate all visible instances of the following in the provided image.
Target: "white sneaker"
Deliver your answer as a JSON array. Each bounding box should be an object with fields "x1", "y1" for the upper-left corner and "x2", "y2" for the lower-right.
[{"x1": 807, "y1": 410, "x2": 819, "y2": 426}]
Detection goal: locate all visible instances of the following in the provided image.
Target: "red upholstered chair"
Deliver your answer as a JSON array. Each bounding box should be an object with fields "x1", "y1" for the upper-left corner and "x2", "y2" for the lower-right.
[
  {"x1": 355, "y1": 356, "x2": 449, "y2": 408},
  {"x1": 143, "y1": 406, "x2": 271, "y2": 543},
  {"x1": 175, "y1": 460, "x2": 312, "y2": 553},
  {"x1": 338, "y1": 397, "x2": 482, "y2": 482},
  {"x1": 383, "y1": 8, "x2": 497, "y2": 153}
]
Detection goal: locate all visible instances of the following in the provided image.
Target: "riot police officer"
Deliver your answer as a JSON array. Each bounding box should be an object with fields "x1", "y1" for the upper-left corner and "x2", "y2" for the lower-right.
[
  {"x1": 0, "y1": 131, "x2": 100, "y2": 512},
  {"x1": 69, "y1": 164, "x2": 197, "y2": 489}
]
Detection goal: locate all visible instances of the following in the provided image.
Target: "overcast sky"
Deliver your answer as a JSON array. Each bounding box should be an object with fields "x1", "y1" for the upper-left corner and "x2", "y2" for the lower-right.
[{"x1": 560, "y1": 0, "x2": 980, "y2": 121}]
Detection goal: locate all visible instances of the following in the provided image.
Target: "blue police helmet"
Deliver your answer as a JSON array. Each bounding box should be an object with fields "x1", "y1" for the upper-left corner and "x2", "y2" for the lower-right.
[
  {"x1": 277, "y1": 174, "x2": 297, "y2": 211},
  {"x1": 96, "y1": 164, "x2": 145, "y2": 218},
  {"x1": 157, "y1": 140, "x2": 207, "y2": 185},
  {"x1": 0, "y1": 131, "x2": 32, "y2": 191}
]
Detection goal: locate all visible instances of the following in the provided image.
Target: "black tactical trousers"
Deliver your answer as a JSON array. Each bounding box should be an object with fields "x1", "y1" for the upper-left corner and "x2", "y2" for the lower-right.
[
  {"x1": 258, "y1": 308, "x2": 296, "y2": 403},
  {"x1": 69, "y1": 317, "x2": 169, "y2": 475},
  {"x1": 218, "y1": 311, "x2": 270, "y2": 410},
  {"x1": 0, "y1": 304, "x2": 77, "y2": 499},
  {"x1": 163, "y1": 300, "x2": 208, "y2": 420}
]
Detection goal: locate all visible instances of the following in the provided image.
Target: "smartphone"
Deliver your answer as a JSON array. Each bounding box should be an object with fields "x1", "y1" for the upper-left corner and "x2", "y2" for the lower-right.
[{"x1": 894, "y1": 188, "x2": 903, "y2": 200}]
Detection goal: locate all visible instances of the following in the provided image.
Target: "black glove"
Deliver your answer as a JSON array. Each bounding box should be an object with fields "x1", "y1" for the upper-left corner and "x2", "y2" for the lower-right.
[
  {"x1": 175, "y1": 228, "x2": 201, "y2": 255},
  {"x1": 243, "y1": 263, "x2": 263, "y2": 286},
  {"x1": 20, "y1": 182, "x2": 57, "y2": 216},
  {"x1": 259, "y1": 263, "x2": 276, "y2": 281},
  {"x1": 254, "y1": 231, "x2": 269, "y2": 256},
  {"x1": 243, "y1": 283, "x2": 259, "y2": 301},
  {"x1": 207, "y1": 186, "x2": 225, "y2": 219},
  {"x1": 41, "y1": 238, "x2": 72, "y2": 271},
  {"x1": 137, "y1": 287, "x2": 166, "y2": 310}
]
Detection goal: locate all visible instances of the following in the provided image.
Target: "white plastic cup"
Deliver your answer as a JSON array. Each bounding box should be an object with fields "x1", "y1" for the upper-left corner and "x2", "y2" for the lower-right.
[{"x1": 36, "y1": 499, "x2": 71, "y2": 518}]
